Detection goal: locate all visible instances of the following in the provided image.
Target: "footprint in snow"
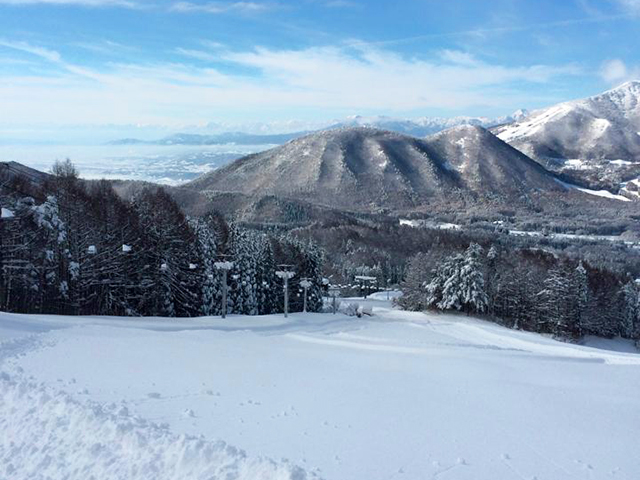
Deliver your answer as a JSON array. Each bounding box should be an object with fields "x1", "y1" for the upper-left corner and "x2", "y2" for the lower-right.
[
  {"x1": 182, "y1": 408, "x2": 196, "y2": 418},
  {"x1": 147, "y1": 392, "x2": 162, "y2": 399}
]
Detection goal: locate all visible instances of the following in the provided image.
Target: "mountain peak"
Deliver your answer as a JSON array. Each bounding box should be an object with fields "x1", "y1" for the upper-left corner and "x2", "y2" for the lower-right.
[
  {"x1": 188, "y1": 123, "x2": 566, "y2": 214},
  {"x1": 432, "y1": 124, "x2": 490, "y2": 138},
  {"x1": 612, "y1": 80, "x2": 640, "y2": 91},
  {"x1": 595, "y1": 80, "x2": 640, "y2": 102},
  {"x1": 491, "y1": 82, "x2": 640, "y2": 195}
]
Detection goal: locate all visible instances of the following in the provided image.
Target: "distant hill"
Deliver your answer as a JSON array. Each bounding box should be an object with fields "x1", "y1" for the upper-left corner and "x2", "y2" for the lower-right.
[
  {"x1": 107, "y1": 132, "x2": 304, "y2": 146},
  {"x1": 185, "y1": 125, "x2": 585, "y2": 217}
]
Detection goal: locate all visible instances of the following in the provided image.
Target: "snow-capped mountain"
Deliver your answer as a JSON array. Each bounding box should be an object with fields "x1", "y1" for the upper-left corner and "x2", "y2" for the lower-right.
[
  {"x1": 187, "y1": 125, "x2": 570, "y2": 214},
  {"x1": 492, "y1": 81, "x2": 640, "y2": 193},
  {"x1": 330, "y1": 111, "x2": 529, "y2": 137},
  {"x1": 106, "y1": 111, "x2": 530, "y2": 147}
]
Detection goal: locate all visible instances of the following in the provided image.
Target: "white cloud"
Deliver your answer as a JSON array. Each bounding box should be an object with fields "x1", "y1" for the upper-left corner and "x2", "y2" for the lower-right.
[
  {"x1": 0, "y1": 40, "x2": 582, "y2": 127},
  {"x1": 0, "y1": 0, "x2": 140, "y2": 7},
  {"x1": 223, "y1": 46, "x2": 580, "y2": 110},
  {"x1": 169, "y1": 1, "x2": 271, "y2": 14},
  {"x1": 600, "y1": 58, "x2": 640, "y2": 84}
]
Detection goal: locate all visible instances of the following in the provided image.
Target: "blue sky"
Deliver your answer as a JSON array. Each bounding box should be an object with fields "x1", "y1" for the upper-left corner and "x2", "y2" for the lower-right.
[{"x1": 0, "y1": 0, "x2": 639, "y2": 139}]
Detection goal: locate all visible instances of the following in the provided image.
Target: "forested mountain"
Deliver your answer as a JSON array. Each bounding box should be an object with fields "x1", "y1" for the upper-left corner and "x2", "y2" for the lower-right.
[{"x1": 187, "y1": 126, "x2": 578, "y2": 214}]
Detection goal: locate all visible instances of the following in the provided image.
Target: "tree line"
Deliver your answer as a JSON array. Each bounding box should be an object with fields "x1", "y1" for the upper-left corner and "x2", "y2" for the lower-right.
[
  {"x1": 0, "y1": 160, "x2": 324, "y2": 317},
  {"x1": 399, "y1": 243, "x2": 640, "y2": 341}
]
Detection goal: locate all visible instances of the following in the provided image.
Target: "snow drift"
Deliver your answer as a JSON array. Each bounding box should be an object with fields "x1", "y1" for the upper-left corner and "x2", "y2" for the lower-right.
[{"x1": 0, "y1": 371, "x2": 316, "y2": 480}]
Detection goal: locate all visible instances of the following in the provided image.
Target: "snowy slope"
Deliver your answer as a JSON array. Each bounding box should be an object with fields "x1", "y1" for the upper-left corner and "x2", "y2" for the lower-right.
[
  {"x1": 1, "y1": 299, "x2": 639, "y2": 480},
  {"x1": 494, "y1": 81, "x2": 640, "y2": 159},
  {"x1": 0, "y1": 371, "x2": 312, "y2": 480},
  {"x1": 492, "y1": 81, "x2": 640, "y2": 194}
]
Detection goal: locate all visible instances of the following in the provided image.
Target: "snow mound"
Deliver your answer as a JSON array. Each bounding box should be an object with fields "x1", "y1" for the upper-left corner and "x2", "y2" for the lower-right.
[{"x1": 0, "y1": 372, "x2": 317, "y2": 480}]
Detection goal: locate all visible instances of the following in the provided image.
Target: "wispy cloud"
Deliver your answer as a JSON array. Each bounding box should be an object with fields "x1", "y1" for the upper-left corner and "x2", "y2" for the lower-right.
[
  {"x1": 347, "y1": 14, "x2": 634, "y2": 48},
  {"x1": 0, "y1": 38, "x2": 112, "y2": 81},
  {"x1": 169, "y1": 1, "x2": 273, "y2": 14},
  {"x1": 0, "y1": 39, "x2": 582, "y2": 127},
  {"x1": 73, "y1": 39, "x2": 137, "y2": 56},
  {"x1": 174, "y1": 47, "x2": 221, "y2": 62},
  {"x1": 0, "y1": 39, "x2": 61, "y2": 62},
  {"x1": 0, "y1": 0, "x2": 141, "y2": 7}
]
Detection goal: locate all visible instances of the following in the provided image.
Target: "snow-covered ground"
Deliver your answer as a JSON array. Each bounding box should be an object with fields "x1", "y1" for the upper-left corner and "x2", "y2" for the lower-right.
[
  {"x1": 1, "y1": 297, "x2": 640, "y2": 480},
  {"x1": 556, "y1": 178, "x2": 631, "y2": 202}
]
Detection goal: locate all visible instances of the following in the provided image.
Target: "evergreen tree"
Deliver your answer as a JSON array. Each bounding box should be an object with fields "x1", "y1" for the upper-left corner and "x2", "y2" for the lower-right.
[
  {"x1": 620, "y1": 281, "x2": 639, "y2": 339},
  {"x1": 570, "y1": 261, "x2": 589, "y2": 337},
  {"x1": 397, "y1": 252, "x2": 430, "y2": 311},
  {"x1": 436, "y1": 254, "x2": 465, "y2": 311},
  {"x1": 460, "y1": 243, "x2": 488, "y2": 314},
  {"x1": 538, "y1": 267, "x2": 580, "y2": 338}
]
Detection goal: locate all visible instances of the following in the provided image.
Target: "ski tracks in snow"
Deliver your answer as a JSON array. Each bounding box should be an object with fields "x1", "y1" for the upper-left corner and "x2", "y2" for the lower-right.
[{"x1": 0, "y1": 333, "x2": 56, "y2": 366}]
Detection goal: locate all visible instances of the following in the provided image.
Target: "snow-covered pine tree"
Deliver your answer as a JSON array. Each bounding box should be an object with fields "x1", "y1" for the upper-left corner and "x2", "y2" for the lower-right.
[
  {"x1": 255, "y1": 236, "x2": 277, "y2": 315},
  {"x1": 570, "y1": 261, "x2": 589, "y2": 337},
  {"x1": 460, "y1": 243, "x2": 488, "y2": 314},
  {"x1": 192, "y1": 216, "x2": 220, "y2": 316},
  {"x1": 436, "y1": 253, "x2": 465, "y2": 311},
  {"x1": 485, "y1": 244, "x2": 499, "y2": 316},
  {"x1": 397, "y1": 252, "x2": 430, "y2": 311},
  {"x1": 0, "y1": 196, "x2": 42, "y2": 312},
  {"x1": 296, "y1": 239, "x2": 325, "y2": 313},
  {"x1": 30, "y1": 195, "x2": 68, "y2": 314},
  {"x1": 133, "y1": 188, "x2": 200, "y2": 317},
  {"x1": 619, "y1": 281, "x2": 639, "y2": 339},
  {"x1": 538, "y1": 267, "x2": 580, "y2": 338}
]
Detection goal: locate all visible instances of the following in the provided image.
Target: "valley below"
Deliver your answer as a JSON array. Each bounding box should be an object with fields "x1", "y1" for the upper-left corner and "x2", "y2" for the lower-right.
[{"x1": 0, "y1": 143, "x2": 272, "y2": 185}]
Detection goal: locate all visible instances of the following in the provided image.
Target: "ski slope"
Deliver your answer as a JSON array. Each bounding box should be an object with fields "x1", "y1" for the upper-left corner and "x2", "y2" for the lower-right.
[{"x1": 1, "y1": 296, "x2": 639, "y2": 480}]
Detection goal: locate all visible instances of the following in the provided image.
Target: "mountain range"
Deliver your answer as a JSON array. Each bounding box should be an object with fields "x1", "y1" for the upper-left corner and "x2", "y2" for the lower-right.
[
  {"x1": 6, "y1": 82, "x2": 640, "y2": 226},
  {"x1": 107, "y1": 82, "x2": 640, "y2": 200},
  {"x1": 107, "y1": 111, "x2": 529, "y2": 147},
  {"x1": 108, "y1": 132, "x2": 303, "y2": 146}
]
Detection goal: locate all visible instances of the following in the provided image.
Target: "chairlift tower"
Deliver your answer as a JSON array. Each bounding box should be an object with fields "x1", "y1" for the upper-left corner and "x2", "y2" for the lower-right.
[
  {"x1": 299, "y1": 278, "x2": 313, "y2": 313},
  {"x1": 276, "y1": 265, "x2": 295, "y2": 318},
  {"x1": 214, "y1": 258, "x2": 234, "y2": 319}
]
